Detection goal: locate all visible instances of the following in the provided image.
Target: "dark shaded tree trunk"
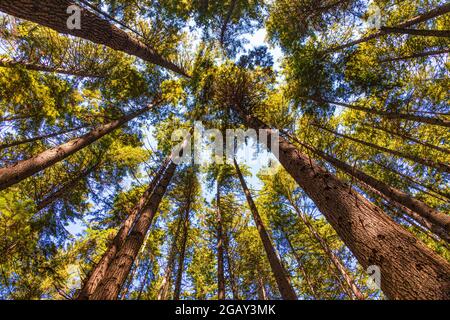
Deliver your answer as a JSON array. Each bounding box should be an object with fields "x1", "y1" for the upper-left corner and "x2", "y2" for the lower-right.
[
  {"x1": 281, "y1": 227, "x2": 317, "y2": 299},
  {"x1": 220, "y1": 0, "x2": 238, "y2": 45},
  {"x1": 77, "y1": 158, "x2": 169, "y2": 300},
  {"x1": 0, "y1": 0, "x2": 188, "y2": 77},
  {"x1": 379, "y1": 49, "x2": 450, "y2": 63},
  {"x1": 158, "y1": 212, "x2": 183, "y2": 300},
  {"x1": 0, "y1": 57, "x2": 104, "y2": 78},
  {"x1": 36, "y1": 161, "x2": 100, "y2": 211},
  {"x1": 173, "y1": 184, "x2": 193, "y2": 300},
  {"x1": 234, "y1": 158, "x2": 298, "y2": 300},
  {"x1": 216, "y1": 184, "x2": 226, "y2": 300},
  {"x1": 313, "y1": 124, "x2": 450, "y2": 173},
  {"x1": 90, "y1": 162, "x2": 177, "y2": 300},
  {"x1": 368, "y1": 124, "x2": 450, "y2": 155},
  {"x1": 372, "y1": 159, "x2": 450, "y2": 201},
  {"x1": 324, "y1": 3, "x2": 450, "y2": 52},
  {"x1": 232, "y1": 109, "x2": 450, "y2": 299},
  {"x1": 0, "y1": 125, "x2": 89, "y2": 150},
  {"x1": 224, "y1": 233, "x2": 240, "y2": 300},
  {"x1": 305, "y1": 97, "x2": 450, "y2": 128},
  {"x1": 0, "y1": 102, "x2": 158, "y2": 191},
  {"x1": 380, "y1": 27, "x2": 450, "y2": 38}
]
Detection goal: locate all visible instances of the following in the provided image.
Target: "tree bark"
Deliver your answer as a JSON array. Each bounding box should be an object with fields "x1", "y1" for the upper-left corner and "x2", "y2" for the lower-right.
[
  {"x1": 234, "y1": 158, "x2": 298, "y2": 300},
  {"x1": 305, "y1": 97, "x2": 450, "y2": 128},
  {"x1": 0, "y1": 0, "x2": 188, "y2": 77},
  {"x1": 0, "y1": 102, "x2": 158, "y2": 191},
  {"x1": 0, "y1": 57, "x2": 104, "y2": 78},
  {"x1": 90, "y1": 161, "x2": 177, "y2": 300},
  {"x1": 256, "y1": 275, "x2": 268, "y2": 300},
  {"x1": 232, "y1": 109, "x2": 450, "y2": 299},
  {"x1": 77, "y1": 158, "x2": 169, "y2": 300},
  {"x1": 324, "y1": 3, "x2": 450, "y2": 53},
  {"x1": 380, "y1": 27, "x2": 450, "y2": 38},
  {"x1": 313, "y1": 124, "x2": 450, "y2": 173},
  {"x1": 220, "y1": 0, "x2": 238, "y2": 45},
  {"x1": 224, "y1": 232, "x2": 240, "y2": 300}
]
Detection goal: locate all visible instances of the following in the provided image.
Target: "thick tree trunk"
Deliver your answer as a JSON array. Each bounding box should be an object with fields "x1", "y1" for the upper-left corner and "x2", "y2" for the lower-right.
[
  {"x1": 234, "y1": 158, "x2": 298, "y2": 300},
  {"x1": 0, "y1": 57, "x2": 104, "y2": 78},
  {"x1": 216, "y1": 184, "x2": 226, "y2": 300},
  {"x1": 313, "y1": 124, "x2": 450, "y2": 173},
  {"x1": 36, "y1": 161, "x2": 100, "y2": 211},
  {"x1": 368, "y1": 124, "x2": 450, "y2": 155},
  {"x1": 0, "y1": 0, "x2": 188, "y2": 77},
  {"x1": 289, "y1": 197, "x2": 365, "y2": 300},
  {"x1": 379, "y1": 49, "x2": 450, "y2": 63},
  {"x1": 305, "y1": 97, "x2": 450, "y2": 128},
  {"x1": 0, "y1": 102, "x2": 157, "y2": 191},
  {"x1": 284, "y1": 132, "x2": 450, "y2": 240},
  {"x1": 233, "y1": 109, "x2": 450, "y2": 299},
  {"x1": 77, "y1": 158, "x2": 169, "y2": 300},
  {"x1": 0, "y1": 125, "x2": 89, "y2": 150},
  {"x1": 324, "y1": 3, "x2": 450, "y2": 52},
  {"x1": 380, "y1": 27, "x2": 450, "y2": 38},
  {"x1": 90, "y1": 162, "x2": 177, "y2": 300}
]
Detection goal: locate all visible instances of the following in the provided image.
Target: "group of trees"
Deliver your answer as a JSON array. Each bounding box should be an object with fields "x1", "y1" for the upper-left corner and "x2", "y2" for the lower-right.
[{"x1": 0, "y1": 0, "x2": 448, "y2": 300}]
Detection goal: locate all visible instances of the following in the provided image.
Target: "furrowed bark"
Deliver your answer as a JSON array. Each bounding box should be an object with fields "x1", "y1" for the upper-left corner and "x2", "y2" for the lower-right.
[
  {"x1": 0, "y1": 102, "x2": 157, "y2": 191},
  {"x1": 234, "y1": 158, "x2": 298, "y2": 300},
  {"x1": 90, "y1": 162, "x2": 177, "y2": 300},
  {"x1": 233, "y1": 108, "x2": 450, "y2": 299},
  {"x1": 0, "y1": 0, "x2": 188, "y2": 77},
  {"x1": 77, "y1": 158, "x2": 168, "y2": 300}
]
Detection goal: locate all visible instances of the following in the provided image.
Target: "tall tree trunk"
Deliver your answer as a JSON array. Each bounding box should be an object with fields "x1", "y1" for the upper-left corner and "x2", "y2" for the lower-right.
[
  {"x1": 77, "y1": 158, "x2": 169, "y2": 300},
  {"x1": 0, "y1": 125, "x2": 89, "y2": 150},
  {"x1": 367, "y1": 124, "x2": 450, "y2": 155},
  {"x1": 379, "y1": 49, "x2": 450, "y2": 63},
  {"x1": 0, "y1": 102, "x2": 158, "y2": 191},
  {"x1": 158, "y1": 211, "x2": 183, "y2": 300},
  {"x1": 313, "y1": 124, "x2": 450, "y2": 173},
  {"x1": 281, "y1": 227, "x2": 318, "y2": 299},
  {"x1": 284, "y1": 131, "x2": 450, "y2": 240},
  {"x1": 256, "y1": 274, "x2": 268, "y2": 300},
  {"x1": 234, "y1": 158, "x2": 298, "y2": 300},
  {"x1": 324, "y1": 3, "x2": 450, "y2": 53},
  {"x1": 288, "y1": 196, "x2": 365, "y2": 300},
  {"x1": 372, "y1": 159, "x2": 450, "y2": 201},
  {"x1": 136, "y1": 253, "x2": 155, "y2": 300},
  {"x1": 224, "y1": 233, "x2": 240, "y2": 300},
  {"x1": 0, "y1": 0, "x2": 188, "y2": 77},
  {"x1": 232, "y1": 109, "x2": 450, "y2": 299},
  {"x1": 90, "y1": 161, "x2": 177, "y2": 300},
  {"x1": 304, "y1": 97, "x2": 450, "y2": 128},
  {"x1": 216, "y1": 183, "x2": 226, "y2": 300},
  {"x1": 0, "y1": 57, "x2": 104, "y2": 78},
  {"x1": 173, "y1": 181, "x2": 194, "y2": 300},
  {"x1": 36, "y1": 160, "x2": 100, "y2": 211},
  {"x1": 380, "y1": 27, "x2": 450, "y2": 38}
]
